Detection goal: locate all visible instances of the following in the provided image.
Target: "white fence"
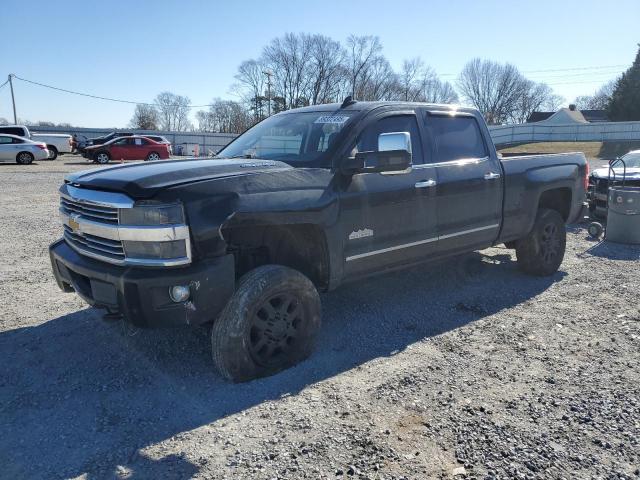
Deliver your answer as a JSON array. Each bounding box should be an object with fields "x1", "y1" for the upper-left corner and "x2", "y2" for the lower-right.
[{"x1": 489, "y1": 121, "x2": 640, "y2": 146}]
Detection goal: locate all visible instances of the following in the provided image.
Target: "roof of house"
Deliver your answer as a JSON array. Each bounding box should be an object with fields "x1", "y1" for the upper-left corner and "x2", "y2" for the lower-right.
[
  {"x1": 526, "y1": 112, "x2": 554, "y2": 123},
  {"x1": 527, "y1": 109, "x2": 609, "y2": 123},
  {"x1": 580, "y1": 110, "x2": 609, "y2": 122}
]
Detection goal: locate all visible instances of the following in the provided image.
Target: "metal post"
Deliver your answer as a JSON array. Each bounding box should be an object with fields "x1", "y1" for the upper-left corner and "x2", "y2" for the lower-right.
[
  {"x1": 263, "y1": 70, "x2": 273, "y2": 117},
  {"x1": 8, "y1": 74, "x2": 17, "y2": 124}
]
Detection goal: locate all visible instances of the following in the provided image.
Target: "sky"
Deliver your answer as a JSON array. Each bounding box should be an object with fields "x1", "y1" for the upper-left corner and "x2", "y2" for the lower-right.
[{"x1": 1, "y1": 0, "x2": 638, "y2": 128}]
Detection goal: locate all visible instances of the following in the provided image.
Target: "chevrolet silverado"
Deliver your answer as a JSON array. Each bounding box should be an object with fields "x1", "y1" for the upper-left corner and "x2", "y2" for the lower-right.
[{"x1": 50, "y1": 100, "x2": 588, "y2": 381}]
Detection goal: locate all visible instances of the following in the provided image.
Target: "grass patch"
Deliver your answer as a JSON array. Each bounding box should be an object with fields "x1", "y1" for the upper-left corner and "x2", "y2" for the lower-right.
[{"x1": 498, "y1": 141, "x2": 640, "y2": 160}]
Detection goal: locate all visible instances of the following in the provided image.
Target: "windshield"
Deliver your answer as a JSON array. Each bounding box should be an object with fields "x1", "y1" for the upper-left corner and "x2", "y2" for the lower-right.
[
  {"x1": 216, "y1": 111, "x2": 356, "y2": 167},
  {"x1": 620, "y1": 152, "x2": 640, "y2": 168}
]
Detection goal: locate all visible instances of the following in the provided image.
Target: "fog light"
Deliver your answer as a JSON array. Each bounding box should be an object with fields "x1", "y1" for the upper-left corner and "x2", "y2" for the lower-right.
[{"x1": 169, "y1": 285, "x2": 190, "y2": 303}]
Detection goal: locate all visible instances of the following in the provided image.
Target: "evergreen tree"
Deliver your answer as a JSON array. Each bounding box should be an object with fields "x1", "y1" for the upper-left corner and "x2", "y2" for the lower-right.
[{"x1": 607, "y1": 45, "x2": 640, "y2": 121}]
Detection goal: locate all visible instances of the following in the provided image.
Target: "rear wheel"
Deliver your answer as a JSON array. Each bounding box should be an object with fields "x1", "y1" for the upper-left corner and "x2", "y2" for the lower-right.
[
  {"x1": 146, "y1": 152, "x2": 161, "y2": 161},
  {"x1": 95, "y1": 152, "x2": 111, "y2": 164},
  {"x1": 212, "y1": 265, "x2": 321, "y2": 382},
  {"x1": 16, "y1": 152, "x2": 34, "y2": 165},
  {"x1": 516, "y1": 208, "x2": 566, "y2": 276},
  {"x1": 588, "y1": 222, "x2": 604, "y2": 239},
  {"x1": 46, "y1": 146, "x2": 58, "y2": 160}
]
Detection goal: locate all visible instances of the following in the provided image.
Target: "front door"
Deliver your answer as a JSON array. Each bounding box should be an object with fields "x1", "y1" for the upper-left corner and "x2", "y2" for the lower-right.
[
  {"x1": 340, "y1": 113, "x2": 438, "y2": 278},
  {"x1": 422, "y1": 111, "x2": 503, "y2": 254},
  {"x1": 108, "y1": 138, "x2": 132, "y2": 160}
]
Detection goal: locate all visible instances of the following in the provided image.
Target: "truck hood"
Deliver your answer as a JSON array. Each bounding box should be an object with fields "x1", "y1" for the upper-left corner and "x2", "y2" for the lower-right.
[
  {"x1": 591, "y1": 167, "x2": 640, "y2": 180},
  {"x1": 65, "y1": 158, "x2": 292, "y2": 198}
]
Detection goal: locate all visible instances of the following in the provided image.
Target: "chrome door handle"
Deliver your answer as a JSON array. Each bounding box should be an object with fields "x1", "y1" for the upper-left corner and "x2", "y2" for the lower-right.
[
  {"x1": 415, "y1": 179, "x2": 436, "y2": 188},
  {"x1": 484, "y1": 172, "x2": 501, "y2": 180}
]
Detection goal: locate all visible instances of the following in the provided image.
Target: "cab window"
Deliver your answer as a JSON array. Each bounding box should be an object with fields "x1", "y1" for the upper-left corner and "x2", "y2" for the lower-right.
[{"x1": 355, "y1": 115, "x2": 423, "y2": 164}]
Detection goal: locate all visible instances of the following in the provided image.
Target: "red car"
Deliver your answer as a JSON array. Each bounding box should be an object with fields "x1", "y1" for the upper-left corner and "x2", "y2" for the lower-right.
[{"x1": 85, "y1": 136, "x2": 171, "y2": 164}]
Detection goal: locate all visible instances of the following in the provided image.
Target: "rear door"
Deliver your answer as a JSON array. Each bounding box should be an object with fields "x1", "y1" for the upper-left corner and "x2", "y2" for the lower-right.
[
  {"x1": 131, "y1": 137, "x2": 149, "y2": 159},
  {"x1": 340, "y1": 112, "x2": 439, "y2": 278},
  {"x1": 422, "y1": 111, "x2": 503, "y2": 254}
]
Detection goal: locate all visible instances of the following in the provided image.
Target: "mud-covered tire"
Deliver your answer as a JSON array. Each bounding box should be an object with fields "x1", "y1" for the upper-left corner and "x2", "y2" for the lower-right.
[
  {"x1": 516, "y1": 208, "x2": 566, "y2": 276},
  {"x1": 211, "y1": 265, "x2": 321, "y2": 382}
]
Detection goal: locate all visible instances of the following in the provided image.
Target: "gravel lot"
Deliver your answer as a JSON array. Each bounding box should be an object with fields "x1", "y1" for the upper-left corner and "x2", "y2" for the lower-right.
[{"x1": 0, "y1": 156, "x2": 638, "y2": 480}]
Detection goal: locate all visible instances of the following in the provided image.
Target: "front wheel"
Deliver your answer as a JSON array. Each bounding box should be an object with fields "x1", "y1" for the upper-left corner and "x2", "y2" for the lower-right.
[
  {"x1": 146, "y1": 152, "x2": 161, "y2": 161},
  {"x1": 211, "y1": 265, "x2": 321, "y2": 382},
  {"x1": 515, "y1": 208, "x2": 566, "y2": 276},
  {"x1": 95, "y1": 152, "x2": 111, "y2": 164}
]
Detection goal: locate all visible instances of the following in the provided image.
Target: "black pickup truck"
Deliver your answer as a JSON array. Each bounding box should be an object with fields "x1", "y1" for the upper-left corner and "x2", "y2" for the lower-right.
[{"x1": 50, "y1": 100, "x2": 588, "y2": 381}]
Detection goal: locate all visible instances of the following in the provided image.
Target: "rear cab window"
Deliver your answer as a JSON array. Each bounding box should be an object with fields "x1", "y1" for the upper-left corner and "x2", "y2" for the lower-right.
[
  {"x1": 0, "y1": 127, "x2": 26, "y2": 137},
  {"x1": 425, "y1": 114, "x2": 487, "y2": 163}
]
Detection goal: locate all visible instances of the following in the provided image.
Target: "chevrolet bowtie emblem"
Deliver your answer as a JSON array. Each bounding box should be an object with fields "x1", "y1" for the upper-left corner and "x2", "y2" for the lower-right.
[{"x1": 68, "y1": 215, "x2": 80, "y2": 233}]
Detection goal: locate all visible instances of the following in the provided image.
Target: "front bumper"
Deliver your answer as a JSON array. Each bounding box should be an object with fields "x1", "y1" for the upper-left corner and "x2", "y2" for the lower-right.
[{"x1": 50, "y1": 239, "x2": 235, "y2": 327}]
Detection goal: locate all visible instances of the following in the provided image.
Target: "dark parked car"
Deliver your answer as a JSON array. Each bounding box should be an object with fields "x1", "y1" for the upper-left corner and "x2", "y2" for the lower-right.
[
  {"x1": 84, "y1": 135, "x2": 171, "y2": 163},
  {"x1": 50, "y1": 100, "x2": 587, "y2": 382},
  {"x1": 86, "y1": 131, "x2": 134, "y2": 148},
  {"x1": 587, "y1": 150, "x2": 640, "y2": 218}
]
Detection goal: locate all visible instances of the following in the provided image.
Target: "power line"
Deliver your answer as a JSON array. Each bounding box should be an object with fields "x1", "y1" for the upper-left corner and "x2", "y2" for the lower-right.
[
  {"x1": 0, "y1": 79, "x2": 9, "y2": 91},
  {"x1": 11, "y1": 74, "x2": 216, "y2": 108},
  {"x1": 438, "y1": 64, "x2": 626, "y2": 78}
]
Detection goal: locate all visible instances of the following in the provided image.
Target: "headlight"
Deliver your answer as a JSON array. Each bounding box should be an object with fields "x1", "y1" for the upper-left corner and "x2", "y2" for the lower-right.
[
  {"x1": 119, "y1": 203, "x2": 184, "y2": 226},
  {"x1": 117, "y1": 202, "x2": 191, "y2": 265}
]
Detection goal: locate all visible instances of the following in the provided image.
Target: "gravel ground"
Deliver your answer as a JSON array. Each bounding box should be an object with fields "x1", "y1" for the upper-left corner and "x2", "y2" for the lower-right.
[{"x1": 0, "y1": 156, "x2": 638, "y2": 480}]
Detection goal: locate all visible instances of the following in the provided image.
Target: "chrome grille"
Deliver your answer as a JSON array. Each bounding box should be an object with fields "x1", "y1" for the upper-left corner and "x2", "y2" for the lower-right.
[
  {"x1": 60, "y1": 196, "x2": 118, "y2": 224},
  {"x1": 59, "y1": 183, "x2": 191, "y2": 267},
  {"x1": 63, "y1": 225, "x2": 125, "y2": 262}
]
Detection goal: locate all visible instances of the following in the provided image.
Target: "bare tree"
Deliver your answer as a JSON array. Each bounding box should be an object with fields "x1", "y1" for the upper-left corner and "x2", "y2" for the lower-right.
[
  {"x1": 355, "y1": 56, "x2": 397, "y2": 101},
  {"x1": 346, "y1": 35, "x2": 383, "y2": 99},
  {"x1": 233, "y1": 59, "x2": 267, "y2": 121},
  {"x1": 510, "y1": 82, "x2": 559, "y2": 124},
  {"x1": 129, "y1": 104, "x2": 159, "y2": 130},
  {"x1": 0, "y1": 117, "x2": 8, "y2": 126},
  {"x1": 421, "y1": 78, "x2": 459, "y2": 104},
  {"x1": 307, "y1": 34, "x2": 346, "y2": 104},
  {"x1": 395, "y1": 58, "x2": 459, "y2": 104},
  {"x1": 195, "y1": 99, "x2": 253, "y2": 134},
  {"x1": 154, "y1": 92, "x2": 192, "y2": 131},
  {"x1": 398, "y1": 58, "x2": 428, "y2": 101},
  {"x1": 458, "y1": 58, "x2": 529, "y2": 124},
  {"x1": 262, "y1": 33, "x2": 314, "y2": 109},
  {"x1": 574, "y1": 79, "x2": 617, "y2": 110}
]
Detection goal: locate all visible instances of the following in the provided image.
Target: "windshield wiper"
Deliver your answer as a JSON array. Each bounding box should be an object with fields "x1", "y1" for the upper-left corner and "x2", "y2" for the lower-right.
[{"x1": 219, "y1": 153, "x2": 256, "y2": 159}]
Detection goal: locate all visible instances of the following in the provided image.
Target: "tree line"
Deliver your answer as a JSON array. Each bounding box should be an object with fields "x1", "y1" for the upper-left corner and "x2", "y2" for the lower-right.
[{"x1": 127, "y1": 37, "x2": 639, "y2": 133}]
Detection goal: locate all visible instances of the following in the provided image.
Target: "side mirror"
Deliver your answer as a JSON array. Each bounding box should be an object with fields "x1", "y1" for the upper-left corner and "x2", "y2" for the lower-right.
[{"x1": 342, "y1": 131, "x2": 412, "y2": 174}]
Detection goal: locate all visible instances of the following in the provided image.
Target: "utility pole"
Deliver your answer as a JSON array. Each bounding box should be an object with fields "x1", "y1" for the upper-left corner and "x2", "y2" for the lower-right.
[
  {"x1": 8, "y1": 74, "x2": 17, "y2": 124},
  {"x1": 262, "y1": 70, "x2": 273, "y2": 117}
]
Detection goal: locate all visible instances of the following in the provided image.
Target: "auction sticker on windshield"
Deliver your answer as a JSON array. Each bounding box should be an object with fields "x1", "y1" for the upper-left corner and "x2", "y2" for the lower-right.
[{"x1": 314, "y1": 115, "x2": 350, "y2": 124}]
